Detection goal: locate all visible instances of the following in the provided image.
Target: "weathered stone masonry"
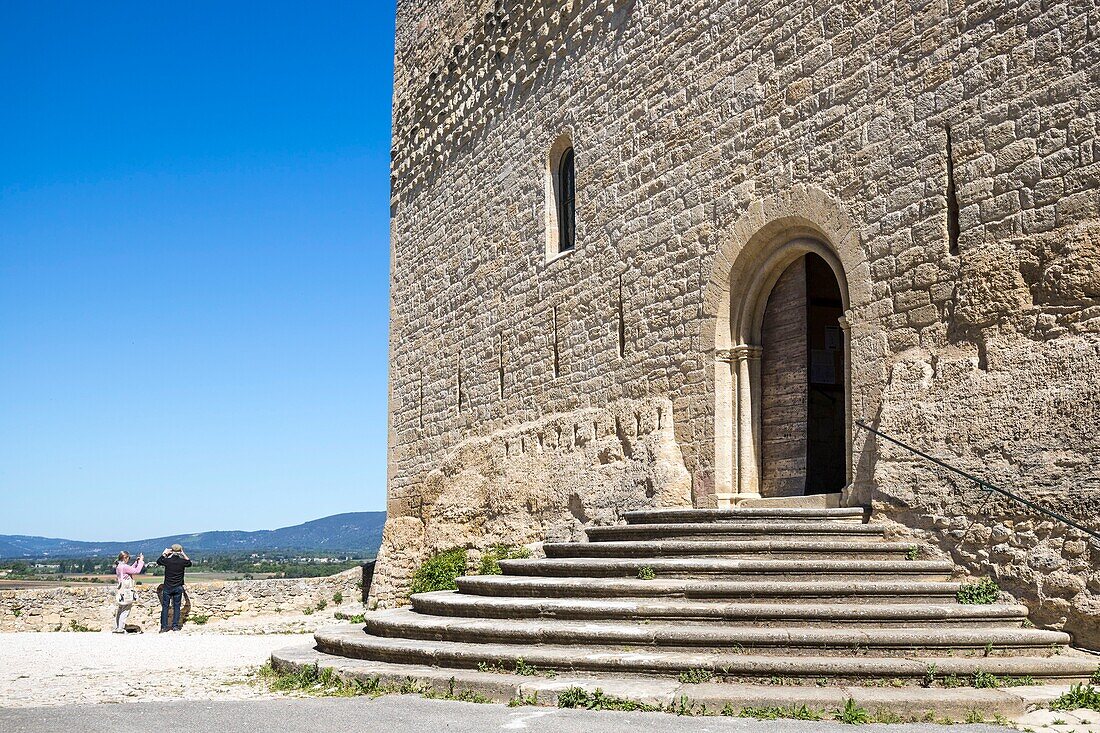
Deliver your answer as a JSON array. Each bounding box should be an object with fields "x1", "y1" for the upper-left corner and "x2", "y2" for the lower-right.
[{"x1": 374, "y1": 0, "x2": 1100, "y2": 647}]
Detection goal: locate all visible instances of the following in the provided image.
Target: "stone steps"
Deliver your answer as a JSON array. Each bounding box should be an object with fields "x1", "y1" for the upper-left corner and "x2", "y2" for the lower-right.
[
  {"x1": 270, "y1": 643, "x2": 1073, "y2": 722},
  {"x1": 543, "y1": 539, "x2": 915, "y2": 560},
  {"x1": 621, "y1": 507, "x2": 866, "y2": 523},
  {"x1": 497, "y1": 557, "x2": 954, "y2": 581},
  {"x1": 361, "y1": 607, "x2": 1069, "y2": 656},
  {"x1": 312, "y1": 627, "x2": 1099, "y2": 684},
  {"x1": 272, "y1": 497, "x2": 1099, "y2": 710},
  {"x1": 586, "y1": 521, "x2": 886, "y2": 542},
  {"x1": 409, "y1": 591, "x2": 1030, "y2": 627},
  {"x1": 457, "y1": 575, "x2": 963, "y2": 603}
]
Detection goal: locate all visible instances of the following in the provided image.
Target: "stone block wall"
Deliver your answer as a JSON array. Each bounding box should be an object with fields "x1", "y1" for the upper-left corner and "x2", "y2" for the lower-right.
[
  {"x1": 379, "y1": 0, "x2": 1100, "y2": 643},
  {"x1": 370, "y1": 397, "x2": 691, "y2": 606},
  {"x1": 0, "y1": 569, "x2": 361, "y2": 633}
]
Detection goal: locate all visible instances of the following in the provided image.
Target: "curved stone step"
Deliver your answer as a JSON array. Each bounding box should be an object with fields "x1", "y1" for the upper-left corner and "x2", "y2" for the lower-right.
[
  {"x1": 497, "y1": 557, "x2": 954, "y2": 581},
  {"x1": 272, "y1": 641, "x2": 1075, "y2": 721},
  {"x1": 455, "y1": 575, "x2": 962, "y2": 603},
  {"x1": 362, "y1": 607, "x2": 1069, "y2": 656},
  {"x1": 313, "y1": 627, "x2": 1100, "y2": 684},
  {"x1": 587, "y1": 521, "x2": 886, "y2": 542},
  {"x1": 623, "y1": 507, "x2": 866, "y2": 524},
  {"x1": 544, "y1": 539, "x2": 916, "y2": 560},
  {"x1": 411, "y1": 591, "x2": 1029, "y2": 627}
]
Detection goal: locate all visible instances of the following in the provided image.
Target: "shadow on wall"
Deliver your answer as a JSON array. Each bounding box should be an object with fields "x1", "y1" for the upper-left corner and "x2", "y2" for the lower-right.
[{"x1": 869, "y1": 330, "x2": 1100, "y2": 650}]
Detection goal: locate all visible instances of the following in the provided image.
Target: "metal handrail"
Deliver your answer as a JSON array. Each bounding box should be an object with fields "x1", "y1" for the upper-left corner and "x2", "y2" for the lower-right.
[{"x1": 855, "y1": 420, "x2": 1100, "y2": 545}]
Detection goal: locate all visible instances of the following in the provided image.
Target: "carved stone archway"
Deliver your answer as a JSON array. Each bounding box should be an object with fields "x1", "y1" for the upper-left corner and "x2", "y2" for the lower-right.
[{"x1": 702, "y1": 186, "x2": 871, "y2": 508}]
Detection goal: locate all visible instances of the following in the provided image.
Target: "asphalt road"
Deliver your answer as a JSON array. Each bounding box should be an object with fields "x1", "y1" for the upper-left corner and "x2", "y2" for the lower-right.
[{"x1": 0, "y1": 696, "x2": 1015, "y2": 733}]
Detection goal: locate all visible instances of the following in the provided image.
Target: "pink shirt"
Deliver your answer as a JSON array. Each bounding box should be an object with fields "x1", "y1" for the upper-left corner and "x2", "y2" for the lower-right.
[{"x1": 115, "y1": 558, "x2": 144, "y2": 583}]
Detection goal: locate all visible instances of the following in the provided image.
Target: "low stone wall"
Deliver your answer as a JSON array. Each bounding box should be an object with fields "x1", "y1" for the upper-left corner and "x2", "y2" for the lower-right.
[{"x1": 0, "y1": 568, "x2": 361, "y2": 633}]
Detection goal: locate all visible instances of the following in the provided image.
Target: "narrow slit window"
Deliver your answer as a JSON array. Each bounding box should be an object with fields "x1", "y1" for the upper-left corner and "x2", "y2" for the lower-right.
[
  {"x1": 617, "y1": 272, "x2": 626, "y2": 357},
  {"x1": 557, "y1": 147, "x2": 575, "y2": 252},
  {"x1": 946, "y1": 125, "x2": 960, "y2": 255},
  {"x1": 552, "y1": 305, "x2": 560, "y2": 378},
  {"x1": 497, "y1": 331, "x2": 505, "y2": 399},
  {"x1": 456, "y1": 353, "x2": 464, "y2": 413}
]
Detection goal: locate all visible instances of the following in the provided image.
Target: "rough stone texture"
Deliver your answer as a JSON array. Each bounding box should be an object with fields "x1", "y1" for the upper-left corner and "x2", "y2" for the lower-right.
[
  {"x1": 378, "y1": 0, "x2": 1100, "y2": 644},
  {"x1": 0, "y1": 569, "x2": 361, "y2": 633},
  {"x1": 371, "y1": 398, "x2": 691, "y2": 606}
]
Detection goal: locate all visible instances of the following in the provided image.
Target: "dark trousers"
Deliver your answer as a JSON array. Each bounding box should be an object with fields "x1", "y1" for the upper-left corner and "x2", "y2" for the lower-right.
[{"x1": 160, "y1": 584, "x2": 184, "y2": 630}]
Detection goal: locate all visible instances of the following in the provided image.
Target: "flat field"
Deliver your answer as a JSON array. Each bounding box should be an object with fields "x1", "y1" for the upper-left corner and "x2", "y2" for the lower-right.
[{"x1": 0, "y1": 572, "x2": 271, "y2": 590}]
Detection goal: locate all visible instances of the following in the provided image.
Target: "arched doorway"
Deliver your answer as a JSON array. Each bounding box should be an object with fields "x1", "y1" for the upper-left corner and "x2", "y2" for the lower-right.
[
  {"x1": 759, "y1": 252, "x2": 847, "y2": 497},
  {"x1": 713, "y1": 236, "x2": 852, "y2": 507}
]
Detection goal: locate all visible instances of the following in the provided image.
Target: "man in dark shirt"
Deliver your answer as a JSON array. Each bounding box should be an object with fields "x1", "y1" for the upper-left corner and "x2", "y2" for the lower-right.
[{"x1": 157, "y1": 544, "x2": 192, "y2": 632}]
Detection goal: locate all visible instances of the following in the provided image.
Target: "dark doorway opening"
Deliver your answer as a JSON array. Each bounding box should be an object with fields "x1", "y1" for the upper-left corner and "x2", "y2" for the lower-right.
[
  {"x1": 759, "y1": 252, "x2": 846, "y2": 497},
  {"x1": 804, "y1": 252, "x2": 845, "y2": 494}
]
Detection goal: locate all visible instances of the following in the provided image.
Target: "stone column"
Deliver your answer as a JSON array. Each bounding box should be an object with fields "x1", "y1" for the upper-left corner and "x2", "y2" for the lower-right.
[
  {"x1": 714, "y1": 349, "x2": 737, "y2": 508},
  {"x1": 734, "y1": 344, "x2": 763, "y2": 501},
  {"x1": 838, "y1": 314, "x2": 854, "y2": 501}
]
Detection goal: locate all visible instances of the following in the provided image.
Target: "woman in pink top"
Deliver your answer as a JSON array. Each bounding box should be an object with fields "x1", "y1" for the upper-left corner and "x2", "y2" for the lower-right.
[{"x1": 113, "y1": 551, "x2": 144, "y2": 633}]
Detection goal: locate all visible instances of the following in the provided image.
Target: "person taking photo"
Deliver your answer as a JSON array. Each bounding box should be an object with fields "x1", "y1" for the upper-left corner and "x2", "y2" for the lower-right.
[
  {"x1": 113, "y1": 551, "x2": 144, "y2": 633},
  {"x1": 157, "y1": 543, "x2": 192, "y2": 632}
]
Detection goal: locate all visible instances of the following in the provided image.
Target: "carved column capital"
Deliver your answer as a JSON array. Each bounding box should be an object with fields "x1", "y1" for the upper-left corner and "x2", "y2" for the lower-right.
[
  {"x1": 732, "y1": 344, "x2": 763, "y2": 361},
  {"x1": 715, "y1": 349, "x2": 735, "y2": 363}
]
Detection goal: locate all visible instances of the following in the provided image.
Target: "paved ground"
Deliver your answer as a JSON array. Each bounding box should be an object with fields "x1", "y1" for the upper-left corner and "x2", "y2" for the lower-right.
[{"x1": 0, "y1": 696, "x2": 1017, "y2": 733}]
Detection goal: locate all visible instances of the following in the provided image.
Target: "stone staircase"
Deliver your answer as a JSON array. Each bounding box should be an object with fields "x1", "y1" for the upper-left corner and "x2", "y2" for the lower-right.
[{"x1": 273, "y1": 499, "x2": 1099, "y2": 718}]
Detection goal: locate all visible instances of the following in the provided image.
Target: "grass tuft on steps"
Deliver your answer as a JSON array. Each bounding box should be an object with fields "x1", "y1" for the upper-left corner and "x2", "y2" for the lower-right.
[
  {"x1": 411, "y1": 548, "x2": 468, "y2": 594},
  {"x1": 1050, "y1": 684, "x2": 1100, "y2": 712},
  {"x1": 956, "y1": 578, "x2": 1000, "y2": 604}
]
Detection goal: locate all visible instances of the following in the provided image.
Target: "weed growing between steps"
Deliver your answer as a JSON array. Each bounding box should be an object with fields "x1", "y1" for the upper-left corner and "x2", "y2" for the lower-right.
[
  {"x1": 410, "y1": 548, "x2": 468, "y2": 594},
  {"x1": 477, "y1": 658, "x2": 557, "y2": 678},
  {"x1": 255, "y1": 663, "x2": 493, "y2": 703},
  {"x1": 954, "y1": 672, "x2": 1034, "y2": 689},
  {"x1": 1049, "y1": 684, "x2": 1100, "y2": 712},
  {"x1": 256, "y1": 662, "x2": 371, "y2": 697},
  {"x1": 552, "y1": 687, "x2": 954, "y2": 723},
  {"x1": 733, "y1": 704, "x2": 821, "y2": 720},
  {"x1": 478, "y1": 545, "x2": 531, "y2": 575},
  {"x1": 509, "y1": 691, "x2": 540, "y2": 707},
  {"x1": 258, "y1": 665, "x2": 1023, "y2": 724},
  {"x1": 956, "y1": 577, "x2": 1001, "y2": 604},
  {"x1": 556, "y1": 686, "x2": 661, "y2": 712},
  {"x1": 835, "y1": 698, "x2": 871, "y2": 724},
  {"x1": 637, "y1": 566, "x2": 657, "y2": 580},
  {"x1": 333, "y1": 612, "x2": 366, "y2": 623},
  {"x1": 678, "y1": 668, "x2": 714, "y2": 684}
]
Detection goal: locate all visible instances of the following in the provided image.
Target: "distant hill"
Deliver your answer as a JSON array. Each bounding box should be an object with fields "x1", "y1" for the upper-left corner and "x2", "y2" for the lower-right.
[{"x1": 0, "y1": 512, "x2": 387, "y2": 559}]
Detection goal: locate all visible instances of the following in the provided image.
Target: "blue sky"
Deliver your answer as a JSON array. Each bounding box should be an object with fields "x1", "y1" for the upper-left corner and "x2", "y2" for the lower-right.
[{"x1": 0, "y1": 2, "x2": 395, "y2": 540}]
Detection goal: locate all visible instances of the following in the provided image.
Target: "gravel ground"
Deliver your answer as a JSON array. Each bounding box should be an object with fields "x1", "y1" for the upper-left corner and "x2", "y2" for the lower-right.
[
  {"x1": 0, "y1": 631, "x2": 288, "y2": 708},
  {"x1": 1, "y1": 631, "x2": 1092, "y2": 733}
]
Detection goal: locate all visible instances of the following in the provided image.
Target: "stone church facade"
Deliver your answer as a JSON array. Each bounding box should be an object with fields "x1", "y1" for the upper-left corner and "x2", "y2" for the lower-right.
[{"x1": 372, "y1": 0, "x2": 1100, "y2": 646}]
